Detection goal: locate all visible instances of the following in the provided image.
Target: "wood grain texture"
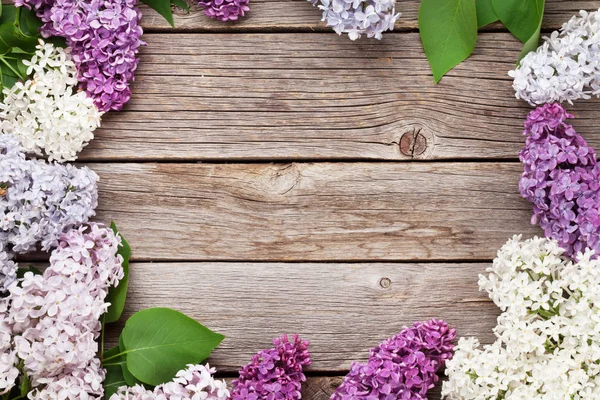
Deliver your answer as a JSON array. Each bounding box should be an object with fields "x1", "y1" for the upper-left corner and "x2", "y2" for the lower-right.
[
  {"x1": 105, "y1": 262, "x2": 498, "y2": 372},
  {"x1": 137, "y1": 0, "x2": 600, "y2": 32},
  {"x1": 91, "y1": 162, "x2": 541, "y2": 261},
  {"x1": 83, "y1": 32, "x2": 600, "y2": 161},
  {"x1": 225, "y1": 377, "x2": 445, "y2": 400}
]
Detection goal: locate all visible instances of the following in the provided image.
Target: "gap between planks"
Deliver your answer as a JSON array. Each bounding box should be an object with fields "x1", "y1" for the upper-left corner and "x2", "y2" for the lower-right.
[
  {"x1": 79, "y1": 32, "x2": 600, "y2": 162},
  {"x1": 104, "y1": 261, "x2": 498, "y2": 373},
  {"x1": 88, "y1": 161, "x2": 542, "y2": 262},
  {"x1": 133, "y1": 0, "x2": 598, "y2": 32}
]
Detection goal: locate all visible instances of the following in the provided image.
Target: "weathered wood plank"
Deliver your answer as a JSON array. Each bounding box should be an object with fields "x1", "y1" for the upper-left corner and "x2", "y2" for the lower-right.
[
  {"x1": 105, "y1": 262, "x2": 498, "y2": 372},
  {"x1": 91, "y1": 162, "x2": 540, "y2": 261},
  {"x1": 84, "y1": 33, "x2": 600, "y2": 161},
  {"x1": 137, "y1": 0, "x2": 600, "y2": 32},
  {"x1": 225, "y1": 376, "x2": 444, "y2": 399},
  {"x1": 258, "y1": 376, "x2": 442, "y2": 399}
]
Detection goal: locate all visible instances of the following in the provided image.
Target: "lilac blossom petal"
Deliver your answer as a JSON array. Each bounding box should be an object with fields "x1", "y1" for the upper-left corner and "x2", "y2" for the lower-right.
[
  {"x1": 198, "y1": 0, "x2": 250, "y2": 21},
  {"x1": 16, "y1": 0, "x2": 145, "y2": 112},
  {"x1": 520, "y1": 103, "x2": 600, "y2": 259},
  {"x1": 331, "y1": 319, "x2": 456, "y2": 400},
  {"x1": 231, "y1": 334, "x2": 312, "y2": 400}
]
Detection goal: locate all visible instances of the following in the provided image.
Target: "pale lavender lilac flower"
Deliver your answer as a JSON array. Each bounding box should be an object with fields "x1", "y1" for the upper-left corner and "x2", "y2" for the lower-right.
[
  {"x1": 519, "y1": 103, "x2": 600, "y2": 258},
  {"x1": 110, "y1": 364, "x2": 230, "y2": 400},
  {"x1": 231, "y1": 334, "x2": 312, "y2": 400},
  {"x1": 0, "y1": 223, "x2": 124, "y2": 398},
  {"x1": 16, "y1": 0, "x2": 145, "y2": 112},
  {"x1": 198, "y1": 0, "x2": 250, "y2": 21},
  {"x1": 0, "y1": 134, "x2": 98, "y2": 264},
  {"x1": 309, "y1": 0, "x2": 400, "y2": 40},
  {"x1": 331, "y1": 319, "x2": 456, "y2": 400}
]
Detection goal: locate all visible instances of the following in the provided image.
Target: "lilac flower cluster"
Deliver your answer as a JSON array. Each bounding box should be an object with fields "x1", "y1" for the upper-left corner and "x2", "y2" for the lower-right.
[
  {"x1": 231, "y1": 334, "x2": 312, "y2": 400},
  {"x1": 519, "y1": 103, "x2": 600, "y2": 258},
  {"x1": 0, "y1": 223, "x2": 124, "y2": 398},
  {"x1": 309, "y1": 0, "x2": 400, "y2": 40},
  {"x1": 198, "y1": 0, "x2": 250, "y2": 21},
  {"x1": 17, "y1": 0, "x2": 145, "y2": 112},
  {"x1": 0, "y1": 134, "x2": 98, "y2": 293},
  {"x1": 332, "y1": 319, "x2": 456, "y2": 400},
  {"x1": 111, "y1": 364, "x2": 230, "y2": 400}
]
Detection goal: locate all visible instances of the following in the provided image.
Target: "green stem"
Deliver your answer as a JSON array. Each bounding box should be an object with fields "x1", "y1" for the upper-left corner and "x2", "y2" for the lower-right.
[
  {"x1": 0, "y1": 56, "x2": 26, "y2": 81},
  {"x1": 102, "y1": 350, "x2": 129, "y2": 363},
  {"x1": 100, "y1": 314, "x2": 106, "y2": 360},
  {"x1": 102, "y1": 361, "x2": 126, "y2": 367}
]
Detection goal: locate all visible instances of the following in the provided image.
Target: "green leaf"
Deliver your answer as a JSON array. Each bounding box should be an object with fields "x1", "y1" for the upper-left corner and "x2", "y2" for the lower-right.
[
  {"x1": 121, "y1": 308, "x2": 225, "y2": 386},
  {"x1": 418, "y1": 0, "x2": 478, "y2": 83},
  {"x1": 492, "y1": 0, "x2": 544, "y2": 43},
  {"x1": 171, "y1": 0, "x2": 190, "y2": 12},
  {"x1": 0, "y1": 7, "x2": 39, "y2": 54},
  {"x1": 102, "y1": 346, "x2": 127, "y2": 398},
  {"x1": 518, "y1": 12, "x2": 543, "y2": 61},
  {"x1": 104, "y1": 222, "x2": 131, "y2": 324},
  {"x1": 18, "y1": 7, "x2": 43, "y2": 37},
  {"x1": 140, "y1": 0, "x2": 174, "y2": 27},
  {"x1": 476, "y1": 0, "x2": 498, "y2": 27},
  {"x1": 118, "y1": 335, "x2": 144, "y2": 386}
]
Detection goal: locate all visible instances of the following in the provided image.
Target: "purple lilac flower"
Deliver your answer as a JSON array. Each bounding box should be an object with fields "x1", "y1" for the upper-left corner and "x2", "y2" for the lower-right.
[
  {"x1": 16, "y1": 0, "x2": 145, "y2": 112},
  {"x1": 332, "y1": 319, "x2": 456, "y2": 400},
  {"x1": 231, "y1": 334, "x2": 312, "y2": 400},
  {"x1": 520, "y1": 103, "x2": 600, "y2": 258},
  {"x1": 197, "y1": 0, "x2": 250, "y2": 21},
  {"x1": 0, "y1": 133, "x2": 98, "y2": 257}
]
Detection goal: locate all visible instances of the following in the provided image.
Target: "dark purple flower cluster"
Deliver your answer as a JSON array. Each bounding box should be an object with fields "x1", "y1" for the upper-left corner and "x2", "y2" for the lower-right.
[
  {"x1": 197, "y1": 0, "x2": 250, "y2": 21},
  {"x1": 331, "y1": 319, "x2": 456, "y2": 400},
  {"x1": 231, "y1": 334, "x2": 311, "y2": 400},
  {"x1": 520, "y1": 103, "x2": 600, "y2": 258},
  {"x1": 17, "y1": 0, "x2": 145, "y2": 112}
]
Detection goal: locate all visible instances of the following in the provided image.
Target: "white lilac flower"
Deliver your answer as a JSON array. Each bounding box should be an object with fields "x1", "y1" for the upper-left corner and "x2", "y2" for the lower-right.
[
  {"x1": 442, "y1": 236, "x2": 600, "y2": 399},
  {"x1": 509, "y1": 9, "x2": 600, "y2": 105},
  {"x1": 0, "y1": 298, "x2": 18, "y2": 395},
  {"x1": 0, "y1": 133, "x2": 98, "y2": 264},
  {"x1": 309, "y1": 0, "x2": 400, "y2": 40},
  {"x1": 1, "y1": 223, "x2": 124, "y2": 398},
  {"x1": 0, "y1": 246, "x2": 17, "y2": 293},
  {"x1": 110, "y1": 364, "x2": 230, "y2": 400},
  {"x1": 0, "y1": 41, "x2": 103, "y2": 162}
]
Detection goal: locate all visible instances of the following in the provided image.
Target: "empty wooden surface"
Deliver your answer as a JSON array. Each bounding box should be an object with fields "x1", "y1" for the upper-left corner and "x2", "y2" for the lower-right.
[
  {"x1": 92, "y1": 162, "x2": 540, "y2": 261},
  {"x1": 84, "y1": 32, "x2": 600, "y2": 161},
  {"x1": 59, "y1": 0, "x2": 599, "y2": 398}
]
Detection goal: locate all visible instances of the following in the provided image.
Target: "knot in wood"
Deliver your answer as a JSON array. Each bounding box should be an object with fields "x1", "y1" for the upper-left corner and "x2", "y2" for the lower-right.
[
  {"x1": 399, "y1": 128, "x2": 427, "y2": 157},
  {"x1": 379, "y1": 277, "x2": 392, "y2": 289}
]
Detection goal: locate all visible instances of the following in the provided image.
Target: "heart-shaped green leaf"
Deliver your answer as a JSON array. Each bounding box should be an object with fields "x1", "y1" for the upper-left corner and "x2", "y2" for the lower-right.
[
  {"x1": 419, "y1": 0, "x2": 478, "y2": 83},
  {"x1": 492, "y1": 0, "x2": 544, "y2": 43},
  {"x1": 476, "y1": 0, "x2": 498, "y2": 28},
  {"x1": 104, "y1": 222, "x2": 131, "y2": 324},
  {"x1": 121, "y1": 308, "x2": 225, "y2": 386}
]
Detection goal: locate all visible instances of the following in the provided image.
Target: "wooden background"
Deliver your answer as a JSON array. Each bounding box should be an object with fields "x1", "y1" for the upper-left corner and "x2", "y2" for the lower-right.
[{"x1": 89, "y1": 1, "x2": 600, "y2": 397}]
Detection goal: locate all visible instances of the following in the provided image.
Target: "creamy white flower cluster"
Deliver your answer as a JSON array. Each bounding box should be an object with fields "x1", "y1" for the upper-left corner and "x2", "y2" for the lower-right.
[
  {"x1": 110, "y1": 364, "x2": 230, "y2": 400},
  {"x1": 510, "y1": 9, "x2": 600, "y2": 105},
  {"x1": 0, "y1": 41, "x2": 103, "y2": 162},
  {"x1": 0, "y1": 133, "x2": 98, "y2": 260},
  {"x1": 0, "y1": 223, "x2": 124, "y2": 399},
  {"x1": 0, "y1": 242, "x2": 17, "y2": 292},
  {"x1": 443, "y1": 236, "x2": 600, "y2": 399},
  {"x1": 309, "y1": 0, "x2": 400, "y2": 40}
]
